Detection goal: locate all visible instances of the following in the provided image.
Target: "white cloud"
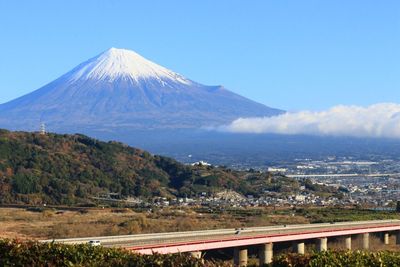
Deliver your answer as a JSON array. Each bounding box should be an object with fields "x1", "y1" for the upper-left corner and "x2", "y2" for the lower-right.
[{"x1": 220, "y1": 103, "x2": 400, "y2": 138}]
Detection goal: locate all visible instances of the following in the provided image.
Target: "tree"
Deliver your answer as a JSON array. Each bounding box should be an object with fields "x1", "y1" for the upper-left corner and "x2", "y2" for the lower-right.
[{"x1": 12, "y1": 173, "x2": 41, "y2": 194}]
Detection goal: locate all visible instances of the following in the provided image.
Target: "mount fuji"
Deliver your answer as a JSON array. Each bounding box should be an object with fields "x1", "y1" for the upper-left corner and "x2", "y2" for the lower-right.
[{"x1": 0, "y1": 48, "x2": 282, "y2": 135}]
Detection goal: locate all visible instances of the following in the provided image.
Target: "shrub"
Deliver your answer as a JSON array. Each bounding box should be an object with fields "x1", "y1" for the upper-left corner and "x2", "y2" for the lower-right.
[
  {"x1": 272, "y1": 250, "x2": 400, "y2": 267},
  {"x1": 0, "y1": 239, "x2": 209, "y2": 267}
]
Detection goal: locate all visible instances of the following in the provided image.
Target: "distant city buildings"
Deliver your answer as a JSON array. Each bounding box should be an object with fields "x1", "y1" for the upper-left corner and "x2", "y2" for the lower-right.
[{"x1": 267, "y1": 167, "x2": 287, "y2": 173}]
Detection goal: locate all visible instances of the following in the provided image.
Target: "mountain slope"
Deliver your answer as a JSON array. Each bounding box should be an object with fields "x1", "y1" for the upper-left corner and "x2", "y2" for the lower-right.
[
  {"x1": 0, "y1": 130, "x2": 257, "y2": 204},
  {"x1": 0, "y1": 48, "x2": 282, "y2": 132}
]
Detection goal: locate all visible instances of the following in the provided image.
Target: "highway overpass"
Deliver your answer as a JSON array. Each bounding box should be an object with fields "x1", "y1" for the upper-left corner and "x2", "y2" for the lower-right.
[{"x1": 45, "y1": 220, "x2": 400, "y2": 266}]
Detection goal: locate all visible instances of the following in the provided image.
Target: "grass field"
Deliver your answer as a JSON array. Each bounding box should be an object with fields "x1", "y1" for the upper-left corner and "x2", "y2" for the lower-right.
[
  {"x1": 0, "y1": 206, "x2": 305, "y2": 240},
  {"x1": 1, "y1": 206, "x2": 399, "y2": 240}
]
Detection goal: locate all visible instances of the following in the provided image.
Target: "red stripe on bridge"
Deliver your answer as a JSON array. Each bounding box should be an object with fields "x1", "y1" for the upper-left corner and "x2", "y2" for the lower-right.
[{"x1": 126, "y1": 224, "x2": 400, "y2": 254}]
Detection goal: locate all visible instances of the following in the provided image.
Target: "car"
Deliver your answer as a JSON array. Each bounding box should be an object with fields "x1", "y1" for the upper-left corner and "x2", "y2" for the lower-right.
[{"x1": 88, "y1": 240, "x2": 101, "y2": 246}]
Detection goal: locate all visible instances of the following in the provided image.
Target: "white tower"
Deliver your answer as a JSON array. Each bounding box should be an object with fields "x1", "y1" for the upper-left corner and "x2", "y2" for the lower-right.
[{"x1": 40, "y1": 123, "x2": 46, "y2": 135}]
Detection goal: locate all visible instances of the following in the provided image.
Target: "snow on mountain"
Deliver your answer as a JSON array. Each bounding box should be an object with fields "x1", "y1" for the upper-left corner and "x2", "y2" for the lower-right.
[
  {"x1": 67, "y1": 48, "x2": 192, "y2": 85},
  {"x1": 0, "y1": 48, "x2": 282, "y2": 134}
]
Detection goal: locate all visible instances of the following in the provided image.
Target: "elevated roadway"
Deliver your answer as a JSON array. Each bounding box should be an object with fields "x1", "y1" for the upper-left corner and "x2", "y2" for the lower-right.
[{"x1": 44, "y1": 220, "x2": 400, "y2": 266}]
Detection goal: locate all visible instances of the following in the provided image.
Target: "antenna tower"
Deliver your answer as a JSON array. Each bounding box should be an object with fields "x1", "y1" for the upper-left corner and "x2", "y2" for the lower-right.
[{"x1": 40, "y1": 123, "x2": 46, "y2": 135}]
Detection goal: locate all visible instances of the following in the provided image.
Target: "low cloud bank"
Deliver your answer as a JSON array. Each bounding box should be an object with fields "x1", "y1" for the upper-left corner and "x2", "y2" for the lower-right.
[{"x1": 220, "y1": 103, "x2": 400, "y2": 138}]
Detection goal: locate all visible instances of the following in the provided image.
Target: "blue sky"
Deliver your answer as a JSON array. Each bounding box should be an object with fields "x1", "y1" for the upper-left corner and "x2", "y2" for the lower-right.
[{"x1": 0, "y1": 0, "x2": 399, "y2": 111}]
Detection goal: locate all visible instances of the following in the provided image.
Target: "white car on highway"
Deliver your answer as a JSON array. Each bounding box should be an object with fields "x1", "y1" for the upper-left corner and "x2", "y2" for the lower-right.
[{"x1": 88, "y1": 240, "x2": 101, "y2": 246}]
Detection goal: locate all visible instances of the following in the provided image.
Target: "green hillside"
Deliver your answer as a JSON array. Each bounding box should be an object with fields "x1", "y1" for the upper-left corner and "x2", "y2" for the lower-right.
[{"x1": 0, "y1": 129, "x2": 336, "y2": 205}]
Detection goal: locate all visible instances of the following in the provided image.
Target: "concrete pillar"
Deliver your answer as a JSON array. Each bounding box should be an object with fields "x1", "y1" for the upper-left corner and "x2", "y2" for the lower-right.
[
  {"x1": 259, "y1": 243, "x2": 273, "y2": 266},
  {"x1": 383, "y1": 232, "x2": 390, "y2": 245},
  {"x1": 293, "y1": 241, "x2": 305, "y2": 254},
  {"x1": 234, "y1": 247, "x2": 248, "y2": 267},
  {"x1": 317, "y1": 237, "x2": 328, "y2": 252},
  {"x1": 345, "y1": 236, "x2": 352, "y2": 250},
  {"x1": 190, "y1": 251, "x2": 202, "y2": 259},
  {"x1": 396, "y1": 231, "x2": 400, "y2": 245},
  {"x1": 362, "y1": 233, "x2": 369, "y2": 250}
]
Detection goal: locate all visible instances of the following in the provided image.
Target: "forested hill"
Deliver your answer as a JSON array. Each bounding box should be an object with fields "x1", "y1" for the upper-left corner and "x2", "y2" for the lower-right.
[
  {"x1": 0, "y1": 129, "x2": 251, "y2": 204},
  {"x1": 0, "y1": 130, "x2": 337, "y2": 205}
]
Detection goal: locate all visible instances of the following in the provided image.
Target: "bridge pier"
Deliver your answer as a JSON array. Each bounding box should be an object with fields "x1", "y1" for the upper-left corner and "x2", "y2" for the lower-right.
[
  {"x1": 362, "y1": 233, "x2": 369, "y2": 250},
  {"x1": 259, "y1": 243, "x2": 273, "y2": 266},
  {"x1": 190, "y1": 251, "x2": 202, "y2": 259},
  {"x1": 317, "y1": 237, "x2": 328, "y2": 252},
  {"x1": 383, "y1": 232, "x2": 390, "y2": 245},
  {"x1": 397, "y1": 231, "x2": 400, "y2": 245},
  {"x1": 345, "y1": 236, "x2": 352, "y2": 250},
  {"x1": 234, "y1": 247, "x2": 248, "y2": 267},
  {"x1": 293, "y1": 241, "x2": 305, "y2": 254}
]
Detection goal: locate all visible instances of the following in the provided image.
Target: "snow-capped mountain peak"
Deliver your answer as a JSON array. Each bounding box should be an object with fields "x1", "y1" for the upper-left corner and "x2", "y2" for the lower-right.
[
  {"x1": 68, "y1": 47, "x2": 191, "y2": 84},
  {"x1": 0, "y1": 48, "x2": 282, "y2": 133}
]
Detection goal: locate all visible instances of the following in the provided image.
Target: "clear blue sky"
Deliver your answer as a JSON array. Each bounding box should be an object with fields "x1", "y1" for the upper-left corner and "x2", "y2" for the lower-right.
[{"x1": 0, "y1": 0, "x2": 399, "y2": 111}]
